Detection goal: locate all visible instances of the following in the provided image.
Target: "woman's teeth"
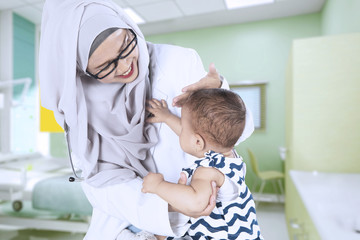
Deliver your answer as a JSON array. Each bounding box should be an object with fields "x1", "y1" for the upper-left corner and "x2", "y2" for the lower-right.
[{"x1": 121, "y1": 66, "x2": 132, "y2": 76}]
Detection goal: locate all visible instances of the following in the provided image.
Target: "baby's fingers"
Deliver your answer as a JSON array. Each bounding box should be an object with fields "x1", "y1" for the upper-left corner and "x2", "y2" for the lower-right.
[
  {"x1": 161, "y1": 99, "x2": 168, "y2": 108},
  {"x1": 148, "y1": 99, "x2": 168, "y2": 111},
  {"x1": 147, "y1": 100, "x2": 157, "y2": 108},
  {"x1": 146, "y1": 106, "x2": 155, "y2": 114},
  {"x1": 150, "y1": 99, "x2": 162, "y2": 106},
  {"x1": 146, "y1": 117, "x2": 159, "y2": 123}
]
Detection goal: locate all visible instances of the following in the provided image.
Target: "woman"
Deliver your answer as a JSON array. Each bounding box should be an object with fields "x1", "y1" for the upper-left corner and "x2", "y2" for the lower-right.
[{"x1": 39, "y1": 0, "x2": 254, "y2": 239}]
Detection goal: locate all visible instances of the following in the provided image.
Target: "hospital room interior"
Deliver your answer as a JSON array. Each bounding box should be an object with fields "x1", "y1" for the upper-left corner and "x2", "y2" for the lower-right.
[{"x1": 0, "y1": 0, "x2": 359, "y2": 239}]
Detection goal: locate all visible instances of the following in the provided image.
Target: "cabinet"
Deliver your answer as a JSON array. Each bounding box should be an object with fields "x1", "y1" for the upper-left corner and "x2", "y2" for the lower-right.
[{"x1": 285, "y1": 33, "x2": 360, "y2": 239}]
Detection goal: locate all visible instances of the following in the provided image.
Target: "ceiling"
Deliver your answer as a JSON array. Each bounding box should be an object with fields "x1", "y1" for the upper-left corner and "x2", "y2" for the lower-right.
[{"x1": 0, "y1": 0, "x2": 326, "y2": 36}]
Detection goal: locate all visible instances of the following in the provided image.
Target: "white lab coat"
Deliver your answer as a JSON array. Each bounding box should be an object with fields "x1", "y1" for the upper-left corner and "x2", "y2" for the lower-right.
[{"x1": 81, "y1": 43, "x2": 229, "y2": 239}]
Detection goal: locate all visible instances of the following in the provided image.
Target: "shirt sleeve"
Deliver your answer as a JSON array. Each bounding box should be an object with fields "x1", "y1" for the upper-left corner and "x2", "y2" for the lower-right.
[
  {"x1": 81, "y1": 177, "x2": 186, "y2": 237},
  {"x1": 220, "y1": 75, "x2": 230, "y2": 90}
]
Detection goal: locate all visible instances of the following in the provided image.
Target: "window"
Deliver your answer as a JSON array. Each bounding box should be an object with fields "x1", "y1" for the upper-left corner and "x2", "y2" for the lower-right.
[{"x1": 230, "y1": 81, "x2": 267, "y2": 130}]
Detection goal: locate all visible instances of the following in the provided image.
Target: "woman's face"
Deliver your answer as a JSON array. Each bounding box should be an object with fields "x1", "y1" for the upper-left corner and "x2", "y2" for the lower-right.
[{"x1": 87, "y1": 29, "x2": 139, "y2": 84}]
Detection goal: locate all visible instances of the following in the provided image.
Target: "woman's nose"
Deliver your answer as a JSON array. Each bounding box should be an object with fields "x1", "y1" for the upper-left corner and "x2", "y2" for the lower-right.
[
  {"x1": 115, "y1": 58, "x2": 131, "y2": 72},
  {"x1": 118, "y1": 56, "x2": 130, "y2": 65}
]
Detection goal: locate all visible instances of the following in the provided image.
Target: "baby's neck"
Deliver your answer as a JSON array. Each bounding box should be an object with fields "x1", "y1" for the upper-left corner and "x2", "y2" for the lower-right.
[
  {"x1": 221, "y1": 149, "x2": 236, "y2": 158},
  {"x1": 204, "y1": 145, "x2": 235, "y2": 158}
]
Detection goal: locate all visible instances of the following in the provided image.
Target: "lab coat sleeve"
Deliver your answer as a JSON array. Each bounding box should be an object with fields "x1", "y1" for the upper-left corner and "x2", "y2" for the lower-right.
[
  {"x1": 82, "y1": 177, "x2": 184, "y2": 238},
  {"x1": 220, "y1": 75, "x2": 230, "y2": 90}
]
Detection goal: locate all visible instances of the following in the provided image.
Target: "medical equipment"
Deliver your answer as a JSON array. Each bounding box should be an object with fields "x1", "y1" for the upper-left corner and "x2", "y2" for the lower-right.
[
  {"x1": 0, "y1": 78, "x2": 31, "y2": 107},
  {"x1": 0, "y1": 78, "x2": 32, "y2": 154},
  {"x1": 0, "y1": 79, "x2": 91, "y2": 231},
  {"x1": 64, "y1": 122, "x2": 84, "y2": 182},
  {"x1": 0, "y1": 168, "x2": 27, "y2": 211},
  {"x1": 0, "y1": 152, "x2": 65, "y2": 212},
  {"x1": 0, "y1": 157, "x2": 92, "y2": 233}
]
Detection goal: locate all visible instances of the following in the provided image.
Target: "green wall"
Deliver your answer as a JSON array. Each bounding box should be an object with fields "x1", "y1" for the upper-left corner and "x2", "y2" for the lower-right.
[
  {"x1": 146, "y1": 13, "x2": 322, "y2": 191},
  {"x1": 321, "y1": 0, "x2": 360, "y2": 35},
  {"x1": 13, "y1": 13, "x2": 35, "y2": 97}
]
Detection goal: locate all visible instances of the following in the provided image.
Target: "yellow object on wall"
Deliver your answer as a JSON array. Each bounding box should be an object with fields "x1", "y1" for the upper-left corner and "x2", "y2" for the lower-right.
[
  {"x1": 288, "y1": 33, "x2": 360, "y2": 172},
  {"x1": 40, "y1": 104, "x2": 63, "y2": 132},
  {"x1": 285, "y1": 33, "x2": 360, "y2": 240}
]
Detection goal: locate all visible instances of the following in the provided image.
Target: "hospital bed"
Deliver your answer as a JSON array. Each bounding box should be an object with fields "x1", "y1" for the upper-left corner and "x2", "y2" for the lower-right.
[
  {"x1": 1, "y1": 78, "x2": 92, "y2": 232},
  {"x1": 0, "y1": 152, "x2": 42, "y2": 211},
  {"x1": 0, "y1": 168, "x2": 27, "y2": 212},
  {"x1": 0, "y1": 153, "x2": 92, "y2": 233}
]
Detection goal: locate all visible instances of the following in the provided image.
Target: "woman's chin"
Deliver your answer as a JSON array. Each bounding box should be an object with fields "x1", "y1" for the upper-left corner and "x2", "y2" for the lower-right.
[
  {"x1": 101, "y1": 72, "x2": 138, "y2": 84},
  {"x1": 113, "y1": 75, "x2": 137, "y2": 83}
]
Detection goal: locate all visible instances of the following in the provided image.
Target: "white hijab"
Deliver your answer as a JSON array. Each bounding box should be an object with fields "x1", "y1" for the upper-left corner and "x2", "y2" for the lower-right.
[{"x1": 40, "y1": 0, "x2": 157, "y2": 186}]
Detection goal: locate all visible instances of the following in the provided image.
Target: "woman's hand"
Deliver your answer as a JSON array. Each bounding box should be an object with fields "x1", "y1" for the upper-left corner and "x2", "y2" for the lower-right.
[
  {"x1": 172, "y1": 63, "x2": 222, "y2": 107},
  {"x1": 168, "y1": 172, "x2": 218, "y2": 218}
]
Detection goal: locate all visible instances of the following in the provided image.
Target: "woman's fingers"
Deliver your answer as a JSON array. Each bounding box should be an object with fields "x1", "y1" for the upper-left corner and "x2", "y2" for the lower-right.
[
  {"x1": 199, "y1": 181, "x2": 217, "y2": 216},
  {"x1": 182, "y1": 63, "x2": 219, "y2": 91},
  {"x1": 172, "y1": 92, "x2": 190, "y2": 107},
  {"x1": 173, "y1": 63, "x2": 222, "y2": 107},
  {"x1": 177, "y1": 172, "x2": 187, "y2": 185},
  {"x1": 207, "y1": 62, "x2": 218, "y2": 78}
]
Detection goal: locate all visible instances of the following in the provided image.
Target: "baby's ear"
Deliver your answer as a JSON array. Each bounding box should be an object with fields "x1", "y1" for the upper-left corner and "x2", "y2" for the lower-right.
[{"x1": 194, "y1": 133, "x2": 205, "y2": 152}]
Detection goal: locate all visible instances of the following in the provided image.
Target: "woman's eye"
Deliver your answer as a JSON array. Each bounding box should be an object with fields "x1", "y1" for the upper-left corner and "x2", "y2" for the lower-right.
[{"x1": 125, "y1": 37, "x2": 131, "y2": 45}]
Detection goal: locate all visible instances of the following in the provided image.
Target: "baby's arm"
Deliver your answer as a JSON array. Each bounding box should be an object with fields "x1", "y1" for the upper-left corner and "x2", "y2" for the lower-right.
[
  {"x1": 146, "y1": 99, "x2": 181, "y2": 136},
  {"x1": 142, "y1": 167, "x2": 224, "y2": 215}
]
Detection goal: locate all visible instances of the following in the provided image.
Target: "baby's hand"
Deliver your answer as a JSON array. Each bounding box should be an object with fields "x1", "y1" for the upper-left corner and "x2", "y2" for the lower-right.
[
  {"x1": 146, "y1": 99, "x2": 172, "y2": 123},
  {"x1": 142, "y1": 172, "x2": 164, "y2": 194}
]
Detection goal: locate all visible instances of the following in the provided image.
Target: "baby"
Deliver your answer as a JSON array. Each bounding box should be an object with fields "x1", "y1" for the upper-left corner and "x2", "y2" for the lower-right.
[{"x1": 142, "y1": 88, "x2": 263, "y2": 240}]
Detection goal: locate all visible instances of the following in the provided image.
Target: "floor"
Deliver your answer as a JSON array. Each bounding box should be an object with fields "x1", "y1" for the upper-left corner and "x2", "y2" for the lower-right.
[
  {"x1": 256, "y1": 202, "x2": 289, "y2": 240},
  {"x1": 0, "y1": 202, "x2": 288, "y2": 240},
  {"x1": 0, "y1": 229, "x2": 85, "y2": 240}
]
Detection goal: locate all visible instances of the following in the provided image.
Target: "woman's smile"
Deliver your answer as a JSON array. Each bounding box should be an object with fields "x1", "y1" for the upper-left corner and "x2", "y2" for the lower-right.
[{"x1": 116, "y1": 62, "x2": 134, "y2": 78}]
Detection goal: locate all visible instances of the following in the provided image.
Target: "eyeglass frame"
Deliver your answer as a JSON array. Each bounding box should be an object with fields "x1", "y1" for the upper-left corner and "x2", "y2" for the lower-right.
[{"x1": 86, "y1": 28, "x2": 138, "y2": 80}]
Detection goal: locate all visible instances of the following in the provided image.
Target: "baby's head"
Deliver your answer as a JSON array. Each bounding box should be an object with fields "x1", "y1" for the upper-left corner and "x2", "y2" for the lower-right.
[{"x1": 179, "y1": 88, "x2": 246, "y2": 157}]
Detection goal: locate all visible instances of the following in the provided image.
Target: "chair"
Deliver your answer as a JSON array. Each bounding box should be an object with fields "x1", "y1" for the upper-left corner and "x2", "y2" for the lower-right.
[{"x1": 247, "y1": 148, "x2": 285, "y2": 204}]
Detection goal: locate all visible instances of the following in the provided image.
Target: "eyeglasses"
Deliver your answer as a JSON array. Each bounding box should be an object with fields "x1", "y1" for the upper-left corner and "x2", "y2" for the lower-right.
[{"x1": 86, "y1": 29, "x2": 137, "y2": 80}]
